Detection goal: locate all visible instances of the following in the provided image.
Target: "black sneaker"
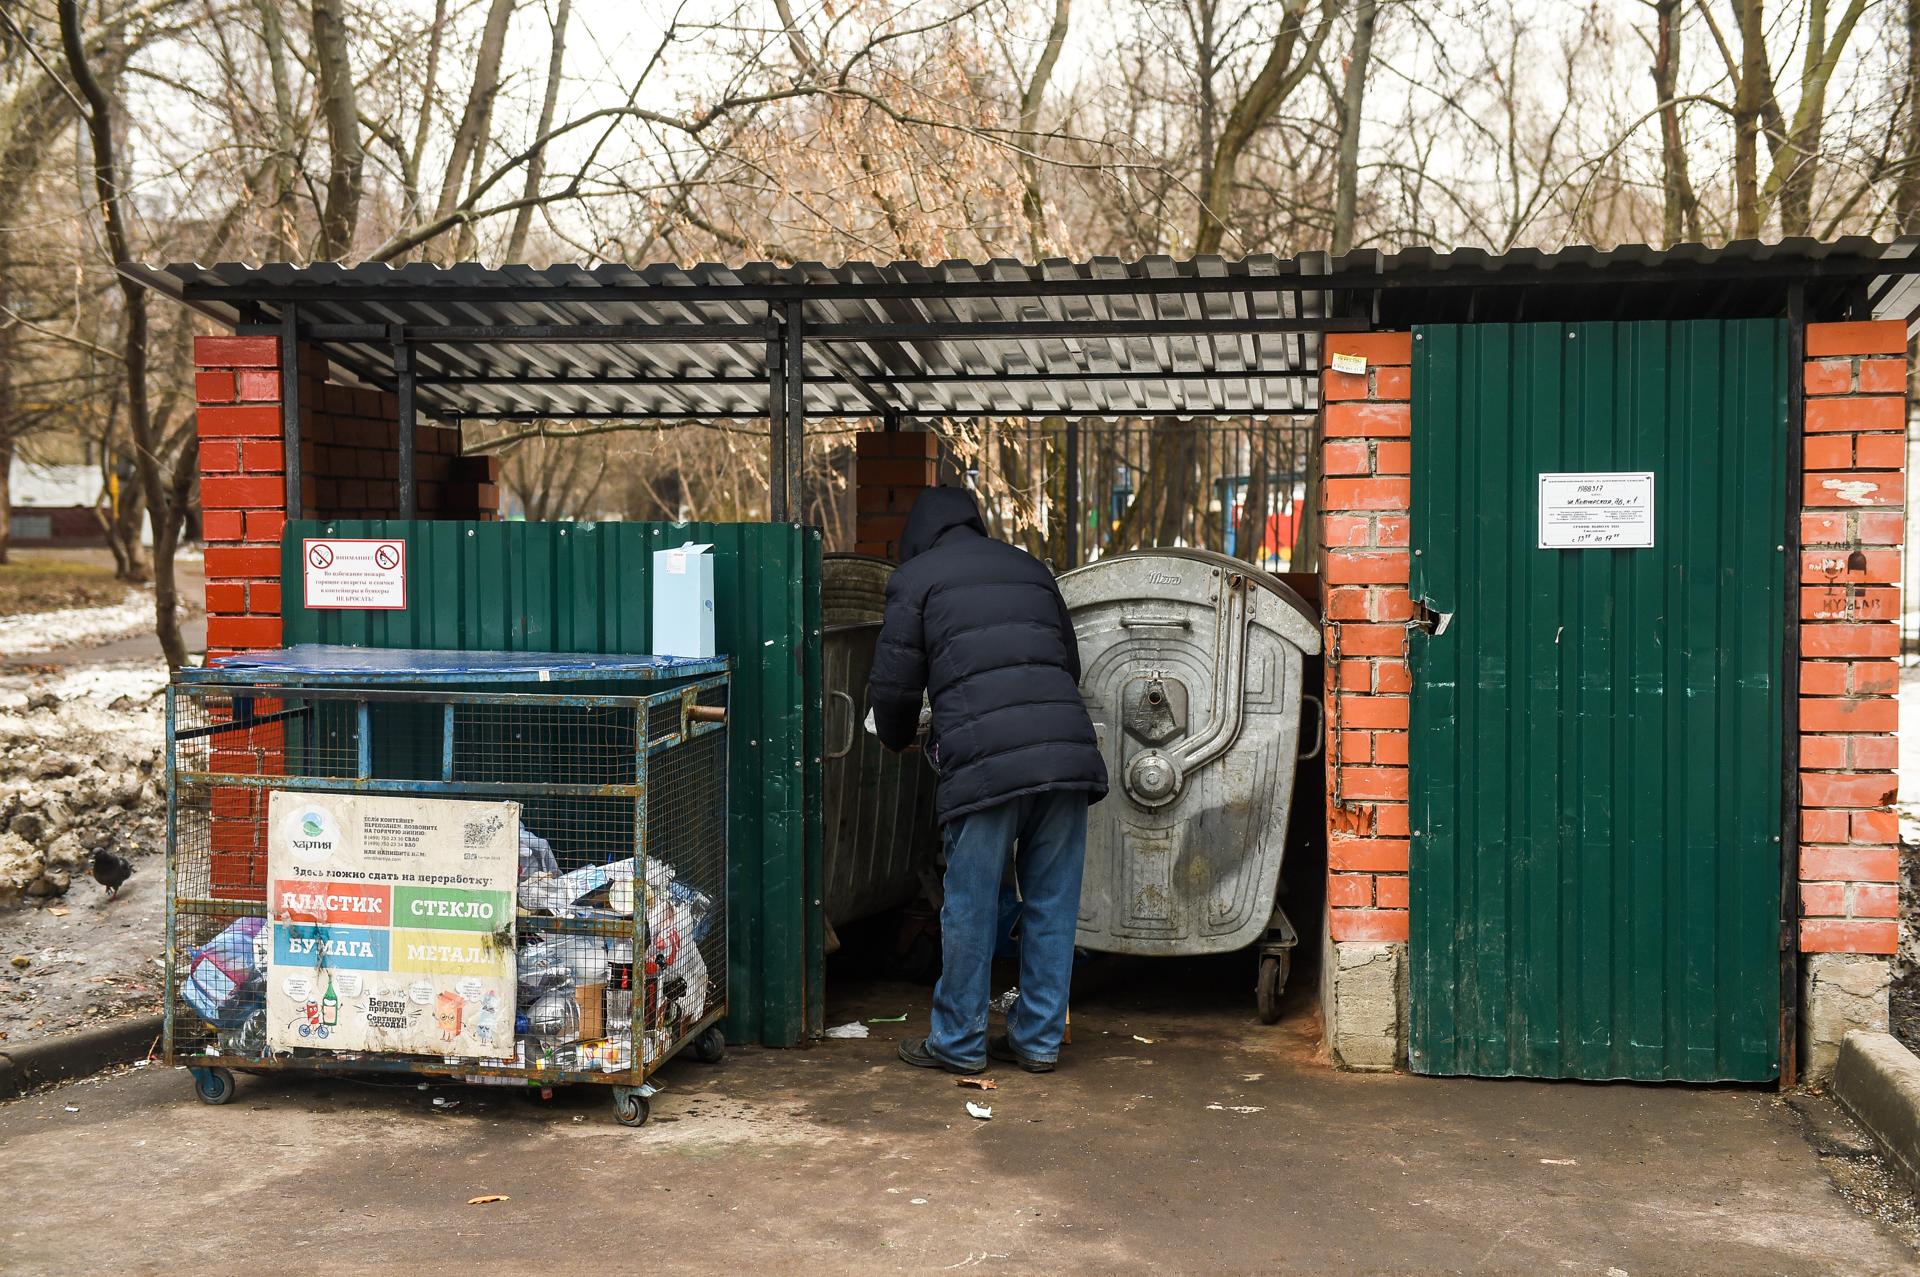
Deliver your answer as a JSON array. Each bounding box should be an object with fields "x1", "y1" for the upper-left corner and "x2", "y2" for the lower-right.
[
  {"x1": 987, "y1": 1033, "x2": 1055, "y2": 1073},
  {"x1": 898, "y1": 1037, "x2": 986, "y2": 1075}
]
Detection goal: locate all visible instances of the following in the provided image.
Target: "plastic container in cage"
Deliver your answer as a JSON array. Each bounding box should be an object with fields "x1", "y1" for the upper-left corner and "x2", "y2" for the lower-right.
[{"x1": 164, "y1": 645, "x2": 730, "y2": 1127}]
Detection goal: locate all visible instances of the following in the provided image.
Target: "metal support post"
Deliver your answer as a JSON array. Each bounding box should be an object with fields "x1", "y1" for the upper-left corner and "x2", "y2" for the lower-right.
[
  {"x1": 784, "y1": 300, "x2": 806, "y2": 523},
  {"x1": 280, "y1": 305, "x2": 302, "y2": 517},
  {"x1": 766, "y1": 312, "x2": 788, "y2": 522},
  {"x1": 392, "y1": 327, "x2": 417, "y2": 519}
]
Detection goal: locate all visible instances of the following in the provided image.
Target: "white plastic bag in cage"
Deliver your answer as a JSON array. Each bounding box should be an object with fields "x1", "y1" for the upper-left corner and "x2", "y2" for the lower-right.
[{"x1": 517, "y1": 827, "x2": 559, "y2": 879}]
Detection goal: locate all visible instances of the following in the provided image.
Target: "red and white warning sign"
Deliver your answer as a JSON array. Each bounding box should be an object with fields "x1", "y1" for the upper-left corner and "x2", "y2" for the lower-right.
[{"x1": 302, "y1": 538, "x2": 407, "y2": 610}]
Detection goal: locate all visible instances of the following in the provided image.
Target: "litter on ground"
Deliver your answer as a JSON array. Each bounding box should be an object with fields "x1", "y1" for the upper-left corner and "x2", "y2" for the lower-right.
[
  {"x1": 965, "y1": 1101, "x2": 993, "y2": 1120},
  {"x1": 825, "y1": 1021, "x2": 870, "y2": 1038},
  {"x1": 957, "y1": 1077, "x2": 998, "y2": 1090}
]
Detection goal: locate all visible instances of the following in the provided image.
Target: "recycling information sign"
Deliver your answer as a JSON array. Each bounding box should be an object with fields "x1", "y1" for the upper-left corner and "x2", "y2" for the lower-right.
[{"x1": 265, "y1": 791, "x2": 518, "y2": 1059}]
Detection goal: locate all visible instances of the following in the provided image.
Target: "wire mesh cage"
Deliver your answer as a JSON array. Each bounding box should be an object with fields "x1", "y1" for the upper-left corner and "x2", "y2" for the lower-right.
[{"x1": 165, "y1": 662, "x2": 729, "y2": 1124}]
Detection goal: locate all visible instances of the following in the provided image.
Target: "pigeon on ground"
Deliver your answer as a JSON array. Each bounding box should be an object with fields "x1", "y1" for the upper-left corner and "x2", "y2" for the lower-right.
[{"x1": 92, "y1": 848, "x2": 133, "y2": 898}]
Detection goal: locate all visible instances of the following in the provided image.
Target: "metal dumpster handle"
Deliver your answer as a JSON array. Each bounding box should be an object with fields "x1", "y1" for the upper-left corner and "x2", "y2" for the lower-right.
[
  {"x1": 1120, "y1": 615, "x2": 1192, "y2": 629},
  {"x1": 826, "y1": 690, "x2": 857, "y2": 759},
  {"x1": 1297, "y1": 694, "x2": 1324, "y2": 761},
  {"x1": 687, "y1": 704, "x2": 727, "y2": 724}
]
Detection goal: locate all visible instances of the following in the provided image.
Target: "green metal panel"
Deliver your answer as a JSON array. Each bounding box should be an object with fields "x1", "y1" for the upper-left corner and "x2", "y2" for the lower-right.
[
  {"x1": 1407, "y1": 320, "x2": 1786, "y2": 1081},
  {"x1": 280, "y1": 518, "x2": 825, "y2": 1046}
]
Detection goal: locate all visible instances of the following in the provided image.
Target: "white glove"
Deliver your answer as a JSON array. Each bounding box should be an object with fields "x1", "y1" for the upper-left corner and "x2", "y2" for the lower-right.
[{"x1": 863, "y1": 701, "x2": 934, "y2": 736}]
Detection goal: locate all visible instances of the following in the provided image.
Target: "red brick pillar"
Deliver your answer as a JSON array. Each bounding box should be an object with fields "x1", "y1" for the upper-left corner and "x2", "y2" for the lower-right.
[
  {"x1": 854, "y1": 430, "x2": 937, "y2": 559},
  {"x1": 1317, "y1": 331, "x2": 1413, "y2": 1071},
  {"x1": 1798, "y1": 321, "x2": 1907, "y2": 956},
  {"x1": 195, "y1": 334, "x2": 296, "y2": 901},
  {"x1": 1796, "y1": 319, "x2": 1907, "y2": 1078},
  {"x1": 196, "y1": 335, "x2": 290, "y2": 661}
]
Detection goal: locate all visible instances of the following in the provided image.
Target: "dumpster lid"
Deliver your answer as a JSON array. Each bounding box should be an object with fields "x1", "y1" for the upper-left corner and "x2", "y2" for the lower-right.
[{"x1": 179, "y1": 644, "x2": 729, "y2": 684}]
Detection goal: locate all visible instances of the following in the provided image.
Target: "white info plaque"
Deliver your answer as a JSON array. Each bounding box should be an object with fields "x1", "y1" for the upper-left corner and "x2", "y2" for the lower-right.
[{"x1": 1537, "y1": 472, "x2": 1655, "y2": 549}]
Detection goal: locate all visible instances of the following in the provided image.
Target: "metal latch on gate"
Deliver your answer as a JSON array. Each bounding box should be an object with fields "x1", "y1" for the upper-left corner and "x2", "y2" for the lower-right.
[{"x1": 1408, "y1": 598, "x2": 1452, "y2": 638}]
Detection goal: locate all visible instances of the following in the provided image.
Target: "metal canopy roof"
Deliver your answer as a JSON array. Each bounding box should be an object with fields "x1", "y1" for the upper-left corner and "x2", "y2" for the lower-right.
[{"x1": 123, "y1": 236, "x2": 1920, "y2": 427}]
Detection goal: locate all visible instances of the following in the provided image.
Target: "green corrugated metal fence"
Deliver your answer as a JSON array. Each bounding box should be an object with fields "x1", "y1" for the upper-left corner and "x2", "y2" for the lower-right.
[
  {"x1": 1407, "y1": 320, "x2": 1786, "y2": 1081},
  {"x1": 279, "y1": 518, "x2": 824, "y2": 1047}
]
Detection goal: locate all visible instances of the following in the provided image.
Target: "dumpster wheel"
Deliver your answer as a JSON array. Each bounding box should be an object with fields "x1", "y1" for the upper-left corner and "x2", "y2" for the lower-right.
[
  {"x1": 191, "y1": 1066, "x2": 236, "y2": 1105},
  {"x1": 612, "y1": 1086, "x2": 650, "y2": 1127},
  {"x1": 692, "y1": 1025, "x2": 727, "y2": 1064},
  {"x1": 1256, "y1": 953, "x2": 1289, "y2": 1025}
]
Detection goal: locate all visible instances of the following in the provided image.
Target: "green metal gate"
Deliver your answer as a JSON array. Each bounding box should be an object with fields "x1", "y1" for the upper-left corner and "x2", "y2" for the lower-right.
[
  {"x1": 1407, "y1": 320, "x2": 1787, "y2": 1081},
  {"x1": 279, "y1": 518, "x2": 824, "y2": 1048}
]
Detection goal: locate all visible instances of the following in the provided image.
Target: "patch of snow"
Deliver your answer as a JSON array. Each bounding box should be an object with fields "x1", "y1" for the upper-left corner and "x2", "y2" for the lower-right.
[{"x1": 0, "y1": 592, "x2": 153, "y2": 657}]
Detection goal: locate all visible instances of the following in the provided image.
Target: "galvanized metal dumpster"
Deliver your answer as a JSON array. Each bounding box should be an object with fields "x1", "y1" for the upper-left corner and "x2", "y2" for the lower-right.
[
  {"x1": 820, "y1": 554, "x2": 940, "y2": 932},
  {"x1": 1059, "y1": 549, "x2": 1321, "y2": 1020}
]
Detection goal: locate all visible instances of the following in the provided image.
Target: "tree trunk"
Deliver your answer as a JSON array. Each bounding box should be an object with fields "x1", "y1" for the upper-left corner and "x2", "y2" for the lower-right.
[
  {"x1": 1651, "y1": 0, "x2": 1699, "y2": 245},
  {"x1": 310, "y1": 0, "x2": 364, "y2": 259},
  {"x1": 507, "y1": 0, "x2": 570, "y2": 260},
  {"x1": 1194, "y1": 0, "x2": 1335, "y2": 254},
  {"x1": 1732, "y1": 0, "x2": 1766, "y2": 238},
  {"x1": 0, "y1": 438, "x2": 12, "y2": 567},
  {"x1": 431, "y1": 0, "x2": 517, "y2": 262},
  {"x1": 253, "y1": 0, "x2": 300, "y2": 259},
  {"x1": 1904, "y1": 0, "x2": 1920, "y2": 232},
  {"x1": 60, "y1": 0, "x2": 184, "y2": 667},
  {"x1": 1331, "y1": 0, "x2": 1376, "y2": 256},
  {"x1": 1019, "y1": 0, "x2": 1072, "y2": 258}
]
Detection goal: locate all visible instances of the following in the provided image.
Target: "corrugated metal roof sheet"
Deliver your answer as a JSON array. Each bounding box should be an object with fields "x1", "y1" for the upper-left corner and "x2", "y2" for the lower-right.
[{"x1": 123, "y1": 238, "x2": 1920, "y2": 422}]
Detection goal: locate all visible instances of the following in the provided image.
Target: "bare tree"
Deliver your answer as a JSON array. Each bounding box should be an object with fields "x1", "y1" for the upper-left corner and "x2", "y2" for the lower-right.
[
  {"x1": 1194, "y1": 0, "x2": 1341, "y2": 254},
  {"x1": 59, "y1": 0, "x2": 193, "y2": 665},
  {"x1": 1331, "y1": 0, "x2": 1377, "y2": 254},
  {"x1": 311, "y1": 0, "x2": 364, "y2": 258}
]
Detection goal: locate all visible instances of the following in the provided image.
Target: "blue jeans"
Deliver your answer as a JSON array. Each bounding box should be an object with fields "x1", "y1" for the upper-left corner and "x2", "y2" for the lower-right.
[{"x1": 927, "y1": 790, "x2": 1087, "y2": 1068}]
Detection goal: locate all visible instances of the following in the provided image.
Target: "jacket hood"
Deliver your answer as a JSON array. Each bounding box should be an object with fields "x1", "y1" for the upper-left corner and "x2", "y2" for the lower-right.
[{"x1": 898, "y1": 487, "x2": 987, "y2": 564}]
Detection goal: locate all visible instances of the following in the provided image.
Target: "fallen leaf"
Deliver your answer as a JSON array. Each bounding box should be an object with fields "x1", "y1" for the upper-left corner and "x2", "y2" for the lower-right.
[
  {"x1": 48, "y1": 908, "x2": 69, "y2": 917},
  {"x1": 467, "y1": 1195, "x2": 509, "y2": 1205},
  {"x1": 957, "y1": 1077, "x2": 998, "y2": 1090}
]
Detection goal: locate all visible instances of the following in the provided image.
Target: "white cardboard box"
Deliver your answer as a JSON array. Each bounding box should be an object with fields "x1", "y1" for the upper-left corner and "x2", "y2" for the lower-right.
[{"x1": 652, "y1": 543, "x2": 716, "y2": 658}]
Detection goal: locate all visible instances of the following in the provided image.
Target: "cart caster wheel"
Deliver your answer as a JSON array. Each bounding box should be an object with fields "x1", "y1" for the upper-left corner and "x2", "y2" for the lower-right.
[
  {"x1": 692, "y1": 1026, "x2": 726, "y2": 1064},
  {"x1": 1256, "y1": 953, "x2": 1289, "y2": 1025},
  {"x1": 192, "y1": 1067, "x2": 236, "y2": 1105},
  {"x1": 612, "y1": 1088, "x2": 650, "y2": 1127}
]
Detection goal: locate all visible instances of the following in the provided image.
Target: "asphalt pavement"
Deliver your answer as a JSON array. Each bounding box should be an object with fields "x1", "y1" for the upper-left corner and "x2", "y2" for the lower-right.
[{"x1": 1, "y1": 963, "x2": 1912, "y2": 1275}]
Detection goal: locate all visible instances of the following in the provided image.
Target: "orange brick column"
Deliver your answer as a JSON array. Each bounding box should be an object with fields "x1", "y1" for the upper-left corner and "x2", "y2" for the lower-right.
[
  {"x1": 1796, "y1": 319, "x2": 1907, "y2": 1077},
  {"x1": 1798, "y1": 320, "x2": 1908, "y2": 954},
  {"x1": 854, "y1": 430, "x2": 937, "y2": 559},
  {"x1": 1320, "y1": 333, "x2": 1414, "y2": 943},
  {"x1": 1317, "y1": 331, "x2": 1413, "y2": 1071},
  {"x1": 195, "y1": 334, "x2": 294, "y2": 900},
  {"x1": 196, "y1": 334, "x2": 291, "y2": 661}
]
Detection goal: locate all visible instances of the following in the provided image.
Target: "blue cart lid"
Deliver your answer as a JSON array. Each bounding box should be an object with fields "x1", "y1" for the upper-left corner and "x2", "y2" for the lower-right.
[{"x1": 177, "y1": 644, "x2": 728, "y2": 685}]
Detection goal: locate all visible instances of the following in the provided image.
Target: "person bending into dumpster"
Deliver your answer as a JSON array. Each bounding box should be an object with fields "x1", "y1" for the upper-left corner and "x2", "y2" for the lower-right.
[{"x1": 869, "y1": 486, "x2": 1108, "y2": 1074}]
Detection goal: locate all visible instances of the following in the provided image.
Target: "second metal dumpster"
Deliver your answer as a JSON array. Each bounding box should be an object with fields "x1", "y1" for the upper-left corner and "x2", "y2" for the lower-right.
[
  {"x1": 1059, "y1": 549, "x2": 1321, "y2": 1020},
  {"x1": 820, "y1": 554, "x2": 941, "y2": 935}
]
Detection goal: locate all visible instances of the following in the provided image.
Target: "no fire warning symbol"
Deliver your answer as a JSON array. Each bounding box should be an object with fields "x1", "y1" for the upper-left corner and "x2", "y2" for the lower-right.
[{"x1": 302, "y1": 538, "x2": 407, "y2": 611}]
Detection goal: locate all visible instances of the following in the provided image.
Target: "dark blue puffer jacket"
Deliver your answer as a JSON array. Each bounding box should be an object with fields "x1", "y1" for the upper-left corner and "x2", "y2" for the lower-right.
[{"x1": 869, "y1": 487, "x2": 1108, "y2": 824}]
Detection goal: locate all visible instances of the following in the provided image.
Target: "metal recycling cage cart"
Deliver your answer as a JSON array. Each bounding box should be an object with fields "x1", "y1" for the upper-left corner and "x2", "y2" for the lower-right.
[{"x1": 165, "y1": 645, "x2": 730, "y2": 1127}]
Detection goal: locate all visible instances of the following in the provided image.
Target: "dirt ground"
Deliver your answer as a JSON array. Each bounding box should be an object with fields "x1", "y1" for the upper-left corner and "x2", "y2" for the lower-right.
[
  {"x1": 0, "y1": 552, "x2": 126, "y2": 616},
  {"x1": 0, "y1": 883, "x2": 163, "y2": 1045},
  {"x1": 2, "y1": 961, "x2": 1916, "y2": 1276}
]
